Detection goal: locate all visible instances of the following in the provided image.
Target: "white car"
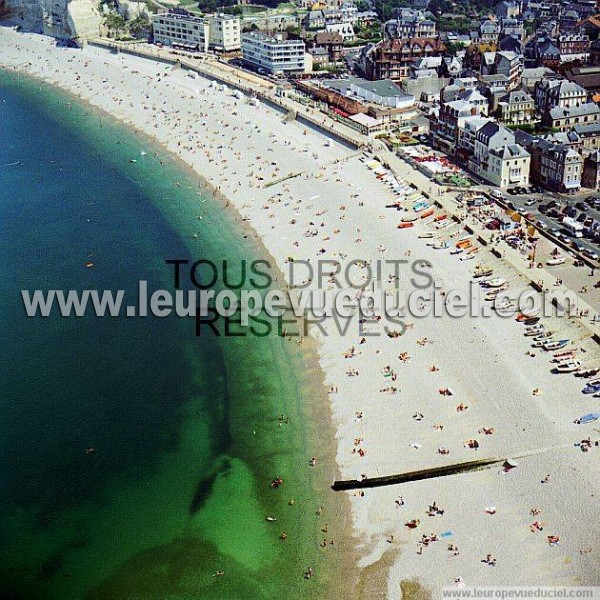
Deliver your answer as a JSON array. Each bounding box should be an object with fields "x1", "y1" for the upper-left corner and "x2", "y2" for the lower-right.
[{"x1": 524, "y1": 199, "x2": 536, "y2": 206}]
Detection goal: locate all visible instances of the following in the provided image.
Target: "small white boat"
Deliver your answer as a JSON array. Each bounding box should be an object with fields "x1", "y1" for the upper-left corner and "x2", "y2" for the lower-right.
[
  {"x1": 546, "y1": 255, "x2": 566, "y2": 266},
  {"x1": 485, "y1": 278, "x2": 507, "y2": 288},
  {"x1": 556, "y1": 360, "x2": 581, "y2": 373},
  {"x1": 430, "y1": 241, "x2": 449, "y2": 250},
  {"x1": 524, "y1": 327, "x2": 544, "y2": 336},
  {"x1": 418, "y1": 232, "x2": 434, "y2": 239},
  {"x1": 543, "y1": 339, "x2": 569, "y2": 351}
]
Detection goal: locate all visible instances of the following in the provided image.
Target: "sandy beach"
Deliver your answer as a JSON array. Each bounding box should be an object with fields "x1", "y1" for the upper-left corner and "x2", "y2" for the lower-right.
[{"x1": 1, "y1": 28, "x2": 598, "y2": 598}]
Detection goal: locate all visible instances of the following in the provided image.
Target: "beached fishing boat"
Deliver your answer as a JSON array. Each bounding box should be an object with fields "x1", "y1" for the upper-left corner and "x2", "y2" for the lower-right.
[
  {"x1": 582, "y1": 381, "x2": 600, "y2": 394},
  {"x1": 420, "y1": 209, "x2": 435, "y2": 219},
  {"x1": 554, "y1": 350, "x2": 576, "y2": 360},
  {"x1": 521, "y1": 317, "x2": 540, "y2": 326},
  {"x1": 556, "y1": 361, "x2": 581, "y2": 373},
  {"x1": 516, "y1": 312, "x2": 538, "y2": 322},
  {"x1": 413, "y1": 201, "x2": 430, "y2": 212},
  {"x1": 576, "y1": 367, "x2": 599, "y2": 378},
  {"x1": 460, "y1": 254, "x2": 475, "y2": 261},
  {"x1": 546, "y1": 256, "x2": 566, "y2": 266},
  {"x1": 418, "y1": 232, "x2": 434, "y2": 238},
  {"x1": 493, "y1": 300, "x2": 515, "y2": 311},
  {"x1": 472, "y1": 269, "x2": 493, "y2": 279},
  {"x1": 397, "y1": 222, "x2": 414, "y2": 229},
  {"x1": 524, "y1": 327, "x2": 544, "y2": 336},
  {"x1": 431, "y1": 241, "x2": 449, "y2": 250},
  {"x1": 484, "y1": 278, "x2": 507, "y2": 288},
  {"x1": 543, "y1": 339, "x2": 569, "y2": 351},
  {"x1": 534, "y1": 331, "x2": 553, "y2": 341},
  {"x1": 401, "y1": 215, "x2": 418, "y2": 222}
]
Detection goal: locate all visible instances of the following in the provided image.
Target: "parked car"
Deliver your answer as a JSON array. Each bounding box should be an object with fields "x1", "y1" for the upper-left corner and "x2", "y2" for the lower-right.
[
  {"x1": 583, "y1": 248, "x2": 599, "y2": 260},
  {"x1": 536, "y1": 220, "x2": 549, "y2": 230},
  {"x1": 524, "y1": 199, "x2": 536, "y2": 206},
  {"x1": 547, "y1": 209, "x2": 561, "y2": 219},
  {"x1": 507, "y1": 188, "x2": 518, "y2": 195},
  {"x1": 539, "y1": 204, "x2": 549, "y2": 213},
  {"x1": 575, "y1": 202, "x2": 589, "y2": 211},
  {"x1": 572, "y1": 240, "x2": 586, "y2": 252}
]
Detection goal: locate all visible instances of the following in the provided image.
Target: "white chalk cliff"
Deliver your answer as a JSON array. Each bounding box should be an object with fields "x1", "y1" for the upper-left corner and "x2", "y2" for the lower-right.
[{"x1": 1, "y1": 0, "x2": 102, "y2": 39}]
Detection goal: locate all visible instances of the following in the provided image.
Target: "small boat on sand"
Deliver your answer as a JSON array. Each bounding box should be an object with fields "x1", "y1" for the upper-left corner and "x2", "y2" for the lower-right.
[
  {"x1": 524, "y1": 327, "x2": 544, "y2": 336},
  {"x1": 556, "y1": 361, "x2": 581, "y2": 373},
  {"x1": 418, "y1": 232, "x2": 434, "y2": 239},
  {"x1": 484, "y1": 278, "x2": 507, "y2": 288},
  {"x1": 533, "y1": 331, "x2": 553, "y2": 340},
  {"x1": 521, "y1": 317, "x2": 540, "y2": 326},
  {"x1": 397, "y1": 222, "x2": 414, "y2": 229},
  {"x1": 516, "y1": 312, "x2": 537, "y2": 322},
  {"x1": 543, "y1": 339, "x2": 569, "y2": 351},
  {"x1": 582, "y1": 381, "x2": 600, "y2": 394},
  {"x1": 546, "y1": 256, "x2": 566, "y2": 266},
  {"x1": 401, "y1": 215, "x2": 418, "y2": 222},
  {"x1": 554, "y1": 350, "x2": 576, "y2": 360}
]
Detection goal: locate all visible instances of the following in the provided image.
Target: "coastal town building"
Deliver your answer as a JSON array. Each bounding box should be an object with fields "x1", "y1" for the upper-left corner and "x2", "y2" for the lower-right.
[
  {"x1": 497, "y1": 90, "x2": 536, "y2": 124},
  {"x1": 582, "y1": 149, "x2": 600, "y2": 187},
  {"x1": 516, "y1": 131, "x2": 583, "y2": 192},
  {"x1": 573, "y1": 121, "x2": 600, "y2": 148},
  {"x1": 479, "y1": 19, "x2": 501, "y2": 44},
  {"x1": 496, "y1": 1, "x2": 521, "y2": 19},
  {"x1": 545, "y1": 101, "x2": 600, "y2": 129},
  {"x1": 468, "y1": 122, "x2": 530, "y2": 187},
  {"x1": 384, "y1": 10, "x2": 436, "y2": 39},
  {"x1": 431, "y1": 99, "x2": 487, "y2": 155},
  {"x1": 361, "y1": 37, "x2": 446, "y2": 80},
  {"x1": 293, "y1": 77, "x2": 417, "y2": 135},
  {"x1": 564, "y1": 64, "x2": 600, "y2": 95},
  {"x1": 311, "y1": 31, "x2": 343, "y2": 62},
  {"x1": 325, "y1": 22, "x2": 355, "y2": 41},
  {"x1": 534, "y1": 78, "x2": 587, "y2": 113},
  {"x1": 151, "y1": 10, "x2": 241, "y2": 52},
  {"x1": 558, "y1": 33, "x2": 590, "y2": 62},
  {"x1": 242, "y1": 32, "x2": 306, "y2": 75}
]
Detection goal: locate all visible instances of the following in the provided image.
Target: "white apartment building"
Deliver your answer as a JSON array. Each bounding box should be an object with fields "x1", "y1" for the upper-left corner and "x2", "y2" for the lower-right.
[
  {"x1": 468, "y1": 122, "x2": 530, "y2": 187},
  {"x1": 242, "y1": 32, "x2": 306, "y2": 75},
  {"x1": 152, "y1": 10, "x2": 241, "y2": 52}
]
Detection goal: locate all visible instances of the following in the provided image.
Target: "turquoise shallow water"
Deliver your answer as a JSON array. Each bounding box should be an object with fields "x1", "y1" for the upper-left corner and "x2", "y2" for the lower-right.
[{"x1": 0, "y1": 70, "x2": 346, "y2": 599}]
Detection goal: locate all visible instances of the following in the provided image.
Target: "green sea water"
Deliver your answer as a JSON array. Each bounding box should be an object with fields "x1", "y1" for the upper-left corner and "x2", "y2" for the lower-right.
[{"x1": 0, "y1": 69, "x2": 349, "y2": 599}]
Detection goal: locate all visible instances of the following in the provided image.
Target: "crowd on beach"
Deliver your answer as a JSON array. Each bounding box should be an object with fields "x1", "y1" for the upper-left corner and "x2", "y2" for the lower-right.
[{"x1": 2, "y1": 32, "x2": 598, "y2": 596}]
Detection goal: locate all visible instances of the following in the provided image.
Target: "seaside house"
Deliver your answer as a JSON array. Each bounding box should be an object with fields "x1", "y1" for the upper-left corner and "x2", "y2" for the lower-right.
[
  {"x1": 468, "y1": 122, "x2": 531, "y2": 187},
  {"x1": 497, "y1": 90, "x2": 536, "y2": 124},
  {"x1": 515, "y1": 131, "x2": 583, "y2": 192},
  {"x1": 431, "y1": 100, "x2": 487, "y2": 156}
]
